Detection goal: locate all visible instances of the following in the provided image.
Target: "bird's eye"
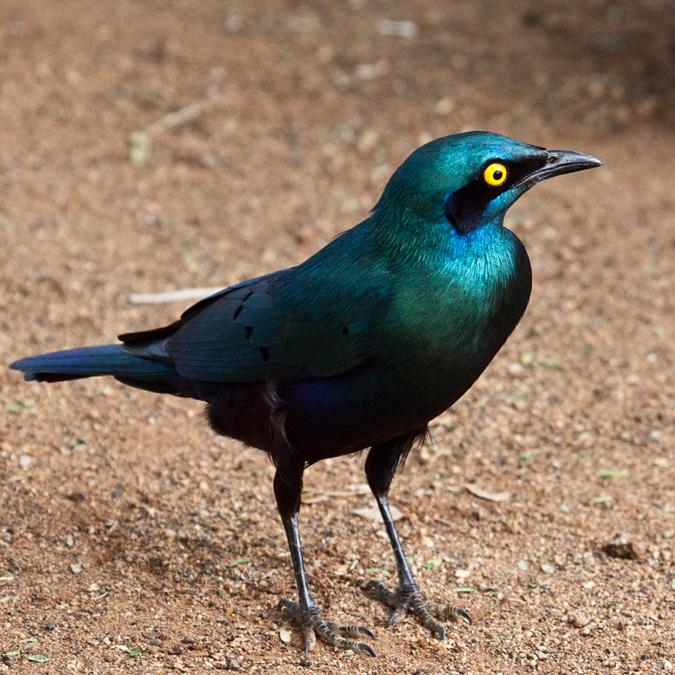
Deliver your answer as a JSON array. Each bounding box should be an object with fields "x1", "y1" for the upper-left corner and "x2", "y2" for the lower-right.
[{"x1": 483, "y1": 163, "x2": 508, "y2": 187}]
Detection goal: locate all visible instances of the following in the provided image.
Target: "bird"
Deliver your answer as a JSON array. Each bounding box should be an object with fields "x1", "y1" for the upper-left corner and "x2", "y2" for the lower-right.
[{"x1": 11, "y1": 132, "x2": 601, "y2": 661}]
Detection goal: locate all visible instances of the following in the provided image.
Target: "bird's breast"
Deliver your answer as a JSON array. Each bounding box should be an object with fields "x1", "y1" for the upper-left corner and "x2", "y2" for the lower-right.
[
  {"x1": 275, "y1": 225, "x2": 530, "y2": 457},
  {"x1": 378, "y1": 225, "x2": 531, "y2": 401}
]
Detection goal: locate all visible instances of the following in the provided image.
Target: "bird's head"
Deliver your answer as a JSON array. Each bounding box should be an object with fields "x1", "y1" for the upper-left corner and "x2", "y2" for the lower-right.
[{"x1": 373, "y1": 132, "x2": 601, "y2": 241}]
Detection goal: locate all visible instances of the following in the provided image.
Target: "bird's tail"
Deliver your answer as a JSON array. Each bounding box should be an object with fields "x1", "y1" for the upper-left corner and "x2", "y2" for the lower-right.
[{"x1": 10, "y1": 344, "x2": 175, "y2": 387}]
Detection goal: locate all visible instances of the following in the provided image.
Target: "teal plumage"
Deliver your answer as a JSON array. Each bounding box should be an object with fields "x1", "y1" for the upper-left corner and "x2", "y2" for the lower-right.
[{"x1": 11, "y1": 132, "x2": 601, "y2": 661}]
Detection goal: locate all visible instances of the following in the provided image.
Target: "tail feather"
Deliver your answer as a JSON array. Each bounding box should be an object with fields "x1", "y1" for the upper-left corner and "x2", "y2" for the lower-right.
[{"x1": 10, "y1": 344, "x2": 173, "y2": 383}]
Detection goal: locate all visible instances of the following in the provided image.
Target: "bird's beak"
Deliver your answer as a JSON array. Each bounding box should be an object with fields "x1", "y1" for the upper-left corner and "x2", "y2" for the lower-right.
[
  {"x1": 535, "y1": 150, "x2": 603, "y2": 183},
  {"x1": 515, "y1": 150, "x2": 603, "y2": 189}
]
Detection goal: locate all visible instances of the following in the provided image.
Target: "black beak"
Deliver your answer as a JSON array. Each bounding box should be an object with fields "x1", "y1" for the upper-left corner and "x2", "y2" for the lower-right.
[
  {"x1": 534, "y1": 150, "x2": 603, "y2": 183},
  {"x1": 514, "y1": 150, "x2": 602, "y2": 190}
]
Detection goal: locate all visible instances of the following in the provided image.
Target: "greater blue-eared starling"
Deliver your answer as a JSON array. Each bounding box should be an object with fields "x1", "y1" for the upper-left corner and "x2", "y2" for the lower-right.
[{"x1": 11, "y1": 132, "x2": 601, "y2": 659}]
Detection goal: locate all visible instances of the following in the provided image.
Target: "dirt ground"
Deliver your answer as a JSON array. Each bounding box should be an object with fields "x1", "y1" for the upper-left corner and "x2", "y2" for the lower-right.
[{"x1": 2, "y1": 0, "x2": 675, "y2": 673}]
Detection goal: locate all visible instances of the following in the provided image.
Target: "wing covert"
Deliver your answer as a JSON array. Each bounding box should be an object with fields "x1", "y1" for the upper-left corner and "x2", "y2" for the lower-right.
[
  {"x1": 121, "y1": 223, "x2": 391, "y2": 384},
  {"x1": 159, "y1": 272, "x2": 383, "y2": 383}
]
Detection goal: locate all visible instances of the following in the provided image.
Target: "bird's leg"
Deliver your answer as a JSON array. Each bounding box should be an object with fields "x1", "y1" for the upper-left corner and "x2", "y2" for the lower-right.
[
  {"x1": 274, "y1": 466, "x2": 376, "y2": 660},
  {"x1": 363, "y1": 432, "x2": 472, "y2": 638}
]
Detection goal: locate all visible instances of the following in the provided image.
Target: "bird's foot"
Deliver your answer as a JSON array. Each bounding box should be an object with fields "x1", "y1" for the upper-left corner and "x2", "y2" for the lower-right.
[
  {"x1": 364, "y1": 580, "x2": 471, "y2": 639},
  {"x1": 278, "y1": 598, "x2": 377, "y2": 662}
]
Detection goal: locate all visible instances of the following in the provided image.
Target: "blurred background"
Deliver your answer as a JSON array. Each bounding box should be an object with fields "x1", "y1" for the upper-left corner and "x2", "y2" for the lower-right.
[{"x1": 1, "y1": 1, "x2": 675, "y2": 673}]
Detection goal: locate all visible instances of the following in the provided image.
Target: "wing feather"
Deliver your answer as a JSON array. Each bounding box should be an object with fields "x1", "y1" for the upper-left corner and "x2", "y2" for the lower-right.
[{"x1": 122, "y1": 226, "x2": 390, "y2": 384}]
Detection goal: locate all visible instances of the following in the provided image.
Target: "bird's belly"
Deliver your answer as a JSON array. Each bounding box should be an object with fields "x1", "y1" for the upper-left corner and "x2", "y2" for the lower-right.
[
  {"x1": 279, "y1": 357, "x2": 479, "y2": 461},
  {"x1": 204, "y1": 356, "x2": 476, "y2": 462}
]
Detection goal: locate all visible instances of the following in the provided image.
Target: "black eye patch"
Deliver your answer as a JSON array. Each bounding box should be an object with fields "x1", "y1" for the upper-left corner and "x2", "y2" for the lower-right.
[
  {"x1": 444, "y1": 155, "x2": 548, "y2": 234},
  {"x1": 500, "y1": 155, "x2": 549, "y2": 188}
]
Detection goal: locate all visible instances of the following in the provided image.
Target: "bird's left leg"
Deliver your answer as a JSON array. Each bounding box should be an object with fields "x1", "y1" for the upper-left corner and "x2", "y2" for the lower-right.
[
  {"x1": 363, "y1": 429, "x2": 472, "y2": 638},
  {"x1": 274, "y1": 462, "x2": 377, "y2": 660}
]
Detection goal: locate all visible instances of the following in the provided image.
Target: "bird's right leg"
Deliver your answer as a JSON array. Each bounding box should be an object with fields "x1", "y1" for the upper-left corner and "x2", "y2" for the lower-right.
[
  {"x1": 363, "y1": 430, "x2": 472, "y2": 638},
  {"x1": 274, "y1": 464, "x2": 377, "y2": 660}
]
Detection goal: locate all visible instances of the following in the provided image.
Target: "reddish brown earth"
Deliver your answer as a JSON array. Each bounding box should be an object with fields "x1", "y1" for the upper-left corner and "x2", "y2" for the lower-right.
[{"x1": 2, "y1": 1, "x2": 675, "y2": 673}]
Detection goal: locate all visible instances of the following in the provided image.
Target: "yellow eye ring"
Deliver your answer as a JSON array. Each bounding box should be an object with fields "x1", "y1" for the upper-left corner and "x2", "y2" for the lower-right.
[{"x1": 484, "y1": 163, "x2": 508, "y2": 187}]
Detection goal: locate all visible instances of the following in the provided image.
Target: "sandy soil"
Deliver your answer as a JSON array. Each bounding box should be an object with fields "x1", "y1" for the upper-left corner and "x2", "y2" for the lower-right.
[{"x1": 2, "y1": 1, "x2": 675, "y2": 673}]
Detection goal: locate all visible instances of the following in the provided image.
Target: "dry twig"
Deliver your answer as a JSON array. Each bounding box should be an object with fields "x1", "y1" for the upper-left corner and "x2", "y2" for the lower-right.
[
  {"x1": 129, "y1": 93, "x2": 237, "y2": 164},
  {"x1": 129, "y1": 287, "x2": 225, "y2": 305}
]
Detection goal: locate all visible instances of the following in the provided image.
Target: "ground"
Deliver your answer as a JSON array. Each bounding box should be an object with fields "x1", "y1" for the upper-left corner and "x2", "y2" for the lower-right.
[{"x1": 1, "y1": 1, "x2": 675, "y2": 673}]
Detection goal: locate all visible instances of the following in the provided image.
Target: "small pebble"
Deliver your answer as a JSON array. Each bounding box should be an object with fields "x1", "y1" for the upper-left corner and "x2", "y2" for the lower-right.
[
  {"x1": 581, "y1": 622, "x2": 594, "y2": 636},
  {"x1": 70, "y1": 563, "x2": 82, "y2": 574},
  {"x1": 357, "y1": 130, "x2": 379, "y2": 154},
  {"x1": 434, "y1": 97, "x2": 455, "y2": 116},
  {"x1": 376, "y1": 18, "x2": 418, "y2": 39},
  {"x1": 569, "y1": 611, "x2": 590, "y2": 628}
]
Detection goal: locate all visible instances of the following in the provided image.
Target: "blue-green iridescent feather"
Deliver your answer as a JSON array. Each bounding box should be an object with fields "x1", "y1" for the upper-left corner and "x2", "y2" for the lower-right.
[{"x1": 11, "y1": 131, "x2": 602, "y2": 459}]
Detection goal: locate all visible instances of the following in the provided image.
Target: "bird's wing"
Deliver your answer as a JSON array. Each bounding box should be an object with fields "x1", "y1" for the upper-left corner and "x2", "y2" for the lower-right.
[{"x1": 120, "y1": 268, "x2": 385, "y2": 384}]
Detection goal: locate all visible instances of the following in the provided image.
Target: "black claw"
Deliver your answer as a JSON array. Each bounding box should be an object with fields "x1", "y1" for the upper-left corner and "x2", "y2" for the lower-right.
[
  {"x1": 385, "y1": 611, "x2": 404, "y2": 629},
  {"x1": 457, "y1": 608, "x2": 472, "y2": 625},
  {"x1": 358, "y1": 643, "x2": 378, "y2": 658},
  {"x1": 358, "y1": 626, "x2": 376, "y2": 640}
]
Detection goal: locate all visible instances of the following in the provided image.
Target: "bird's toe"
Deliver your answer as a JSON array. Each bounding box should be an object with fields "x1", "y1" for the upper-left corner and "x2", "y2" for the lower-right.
[
  {"x1": 364, "y1": 581, "x2": 468, "y2": 640},
  {"x1": 278, "y1": 599, "x2": 377, "y2": 660},
  {"x1": 333, "y1": 623, "x2": 375, "y2": 640},
  {"x1": 415, "y1": 607, "x2": 446, "y2": 640},
  {"x1": 363, "y1": 579, "x2": 396, "y2": 606},
  {"x1": 429, "y1": 603, "x2": 473, "y2": 625},
  {"x1": 277, "y1": 597, "x2": 303, "y2": 617},
  {"x1": 384, "y1": 605, "x2": 410, "y2": 628},
  {"x1": 452, "y1": 607, "x2": 473, "y2": 625}
]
